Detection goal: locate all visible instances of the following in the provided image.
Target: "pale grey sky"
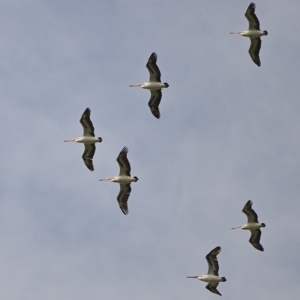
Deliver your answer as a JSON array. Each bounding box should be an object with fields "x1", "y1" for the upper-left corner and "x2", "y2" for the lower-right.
[{"x1": 0, "y1": 0, "x2": 299, "y2": 299}]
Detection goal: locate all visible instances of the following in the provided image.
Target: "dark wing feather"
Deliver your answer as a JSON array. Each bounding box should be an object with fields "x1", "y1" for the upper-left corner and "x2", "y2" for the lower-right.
[
  {"x1": 148, "y1": 90, "x2": 162, "y2": 119},
  {"x1": 206, "y1": 283, "x2": 221, "y2": 296},
  {"x1": 146, "y1": 52, "x2": 161, "y2": 82},
  {"x1": 249, "y1": 229, "x2": 264, "y2": 251},
  {"x1": 117, "y1": 184, "x2": 131, "y2": 215},
  {"x1": 249, "y1": 38, "x2": 261, "y2": 67},
  {"x1": 245, "y1": 2, "x2": 260, "y2": 30},
  {"x1": 205, "y1": 246, "x2": 221, "y2": 276},
  {"x1": 80, "y1": 108, "x2": 95, "y2": 137},
  {"x1": 116, "y1": 147, "x2": 131, "y2": 176},
  {"x1": 242, "y1": 200, "x2": 259, "y2": 223},
  {"x1": 82, "y1": 144, "x2": 96, "y2": 171}
]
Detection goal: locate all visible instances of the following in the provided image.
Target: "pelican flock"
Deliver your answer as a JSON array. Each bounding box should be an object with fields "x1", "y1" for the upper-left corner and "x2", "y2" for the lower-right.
[
  {"x1": 99, "y1": 147, "x2": 138, "y2": 215},
  {"x1": 129, "y1": 52, "x2": 169, "y2": 119},
  {"x1": 232, "y1": 200, "x2": 266, "y2": 251},
  {"x1": 187, "y1": 246, "x2": 227, "y2": 296},
  {"x1": 58, "y1": 1, "x2": 273, "y2": 298},
  {"x1": 64, "y1": 108, "x2": 102, "y2": 171},
  {"x1": 230, "y1": 2, "x2": 268, "y2": 66}
]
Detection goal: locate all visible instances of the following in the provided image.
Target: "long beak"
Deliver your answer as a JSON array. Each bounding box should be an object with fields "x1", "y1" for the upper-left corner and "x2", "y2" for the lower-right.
[
  {"x1": 99, "y1": 177, "x2": 114, "y2": 181},
  {"x1": 230, "y1": 31, "x2": 243, "y2": 34},
  {"x1": 186, "y1": 276, "x2": 198, "y2": 278},
  {"x1": 64, "y1": 138, "x2": 76, "y2": 142},
  {"x1": 231, "y1": 226, "x2": 242, "y2": 230},
  {"x1": 129, "y1": 83, "x2": 143, "y2": 87}
]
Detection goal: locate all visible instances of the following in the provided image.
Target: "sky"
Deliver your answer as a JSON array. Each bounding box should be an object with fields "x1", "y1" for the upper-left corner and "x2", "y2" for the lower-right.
[{"x1": 0, "y1": 0, "x2": 299, "y2": 299}]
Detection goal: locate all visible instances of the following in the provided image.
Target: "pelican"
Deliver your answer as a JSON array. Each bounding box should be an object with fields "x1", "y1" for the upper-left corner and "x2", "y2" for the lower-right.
[
  {"x1": 187, "y1": 246, "x2": 227, "y2": 296},
  {"x1": 230, "y1": 2, "x2": 268, "y2": 66},
  {"x1": 99, "y1": 147, "x2": 138, "y2": 215},
  {"x1": 129, "y1": 52, "x2": 169, "y2": 119},
  {"x1": 64, "y1": 108, "x2": 102, "y2": 171},
  {"x1": 232, "y1": 200, "x2": 266, "y2": 251}
]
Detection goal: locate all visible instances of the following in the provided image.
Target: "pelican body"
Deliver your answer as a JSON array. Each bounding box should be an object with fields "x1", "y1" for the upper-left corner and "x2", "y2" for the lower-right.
[
  {"x1": 99, "y1": 147, "x2": 138, "y2": 215},
  {"x1": 64, "y1": 108, "x2": 102, "y2": 171},
  {"x1": 187, "y1": 246, "x2": 226, "y2": 296},
  {"x1": 232, "y1": 200, "x2": 266, "y2": 251},
  {"x1": 129, "y1": 52, "x2": 169, "y2": 119},
  {"x1": 230, "y1": 2, "x2": 268, "y2": 66}
]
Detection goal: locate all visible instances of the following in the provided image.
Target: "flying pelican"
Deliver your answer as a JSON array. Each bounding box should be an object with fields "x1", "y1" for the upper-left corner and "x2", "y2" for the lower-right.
[
  {"x1": 64, "y1": 108, "x2": 102, "y2": 171},
  {"x1": 187, "y1": 246, "x2": 227, "y2": 296},
  {"x1": 232, "y1": 200, "x2": 266, "y2": 251},
  {"x1": 99, "y1": 147, "x2": 138, "y2": 215},
  {"x1": 129, "y1": 52, "x2": 169, "y2": 119},
  {"x1": 230, "y1": 2, "x2": 268, "y2": 66}
]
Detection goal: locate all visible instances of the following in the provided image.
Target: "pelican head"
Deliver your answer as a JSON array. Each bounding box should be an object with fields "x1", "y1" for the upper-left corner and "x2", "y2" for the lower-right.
[
  {"x1": 163, "y1": 82, "x2": 169, "y2": 88},
  {"x1": 98, "y1": 137, "x2": 103, "y2": 142},
  {"x1": 263, "y1": 30, "x2": 268, "y2": 35},
  {"x1": 261, "y1": 223, "x2": 266, "y2": 227},
  {"x1": 221, "y1": 277, "x2": 227, "y2": 282},
  {"x1": 133, "y1": 176, "x2": 139, "y2": 182}
]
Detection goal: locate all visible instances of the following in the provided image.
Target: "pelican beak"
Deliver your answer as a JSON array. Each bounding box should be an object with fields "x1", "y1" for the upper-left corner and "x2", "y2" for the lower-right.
[
  {"x1": 64, "y1": 139, "x2": 76, "y2": 142},
  {"x1": 230, "y1": 31, "x2": 242, "y2": 34},
  {"x1": 186, "y1": 276, "x2": 198, "y2": 278},
  {"x1": 129, "y1": 83, "x2": 143, "y2": 87},
  {"x1": 99, "y1": 178, "x2": 113, "y2": 181},
  {"x1": 231, "y1": 226, "x2": 241, "y2": 230}
]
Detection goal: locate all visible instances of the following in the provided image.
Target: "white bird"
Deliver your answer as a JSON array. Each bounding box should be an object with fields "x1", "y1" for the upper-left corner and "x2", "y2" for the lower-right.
[
  {"x1": 187, "y1": 246, "x2": 227, "y2": 296},
  {"x1": 64, "y1": 108, "x2": 102, "y2": 171},
  {"x1": 129, "y1": 52, "x2": 169, "y2": 119},
  {"x1": 230, "y1": 2, "x2": 268, "y2": 66},
  {"x1": 99, "y1": 147, "x2": 138, "y2": 215},
  {"x1": 232, "y1": 200, "x2": 266, "y2": 251}
]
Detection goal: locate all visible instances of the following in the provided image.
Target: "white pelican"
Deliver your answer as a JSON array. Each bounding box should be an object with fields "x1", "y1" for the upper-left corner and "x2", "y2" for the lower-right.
[
  {"x1": 99, "y1": 147, "x2": 138, "y2": 215},
  {"x1": 230, "y1": 2, "x2": 268, "y2": 66},
  {"x1": 187, "y1": 246, "x2": 227, "y2": 296},
  {"x1": 64, "y1": 108, "x2": 102, "y2": 171},
  {"x1": 129, "y1": 52, "x2": 169, "y2": 119},
  {"x1": 232, "y1": 200, "x2": 266, "y2": 251}
]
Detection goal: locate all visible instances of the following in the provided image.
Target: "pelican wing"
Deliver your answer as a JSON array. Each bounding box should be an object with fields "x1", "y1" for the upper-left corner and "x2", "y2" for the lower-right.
[
  {"x1": 80, "y1": 108, "x2": 95, "y2": 137},
  {"x1": 249, "y1": 38, "x2": 261, "y2": 67},
  {"x1": 206, "y1": 246, "x2": 221, "y2": 276},
  {"x1": 116, "y1": 147, "x2": 131, "y2": 176},
  {"x1": 117, "y1": 184, "x2": 131, "y2": 215},
  {"x1": 242, "y1": 200, "x2": 259, "y2": 223},
  {"x1": 249, "y1": 229, "x2": 264, "y2": 251},
  {"x1": 245, "y1": 2, "x2": 260, "y2": 30},
  {"x1": 148, "y1": 90, "x2": 162, "y2": 119},
  {"x1": 82, "y1": 144, "x2": 96, "y2": 171},
  {"x1": 146, "y1": 52, "x2": 161, "y2": 82},
  {"x1": 206, "y1": 283, "x2": 221, "y2": 296}
]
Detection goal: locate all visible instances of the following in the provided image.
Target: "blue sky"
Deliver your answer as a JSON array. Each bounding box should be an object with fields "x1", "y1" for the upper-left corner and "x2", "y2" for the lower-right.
[{"x1": 0, "y1": 0, "x2": 299, "y2": 299}]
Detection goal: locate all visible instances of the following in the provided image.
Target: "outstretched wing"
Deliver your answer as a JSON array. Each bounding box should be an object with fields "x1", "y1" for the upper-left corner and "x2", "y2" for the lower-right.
[
  {"x1": 117, "y1": 184, "x2": 131, "y2": 215},
  {"x1": 248, "y1": 38, "x2": 261, "y2": 67},
  {"x1": 146, "y1": 52, "x2": 161, "y2": 82},
  {"x1": 116, "y1": 147, "x2": 131, "y2": 176},
  {"x1": 80, "y1": 108, "x2": 95, "y2": 137},
  {"x1": 242, "y1": 200, "x2": 259, "y2": 223},
  {"x1": 245, "y1": 2, "x2": 260, "y2": 30},
  {"x1": 249, "y1": 229, "x2": 264, "y2": 251},
  {"x1": 206, "y1": 246, "x2": 221, "y2": 276},
  {"x1": 148, "y1": 90, "x2": 162, "y2": 119},
  {"x1": 206, "y1": 283, "x2": 221, "y2": 296},
  {"x1": 82, "y1": 144, "x2": 96, "y2": 171}
]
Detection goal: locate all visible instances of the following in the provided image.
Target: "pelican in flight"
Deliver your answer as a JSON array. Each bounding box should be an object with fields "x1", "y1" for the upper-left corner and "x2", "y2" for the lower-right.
[
  {"x1": 187, "y1": 246, "x2": 227, "y2": 296},
  {"x1": 64, "y1": 108, "x2": 102, "y2": 171},
  {"x1": 232, "y1": 200, "x2": 266, "y2": 251},
  {"x1": 99, "y1": 147, "x2": 138, "y2": 215},
  {"x1": 230, "y1": 2, "x2": 268, "y2": 66},
  {"x1": 129, "y1": 52, "x2": 169, "y2": 119}
]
